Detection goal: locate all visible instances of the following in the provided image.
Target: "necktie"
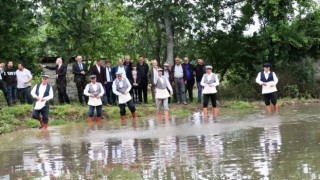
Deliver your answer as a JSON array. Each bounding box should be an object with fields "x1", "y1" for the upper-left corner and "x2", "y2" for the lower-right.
[{"x1": 79, "y1": 63, "x2": 83, "y2": 71}]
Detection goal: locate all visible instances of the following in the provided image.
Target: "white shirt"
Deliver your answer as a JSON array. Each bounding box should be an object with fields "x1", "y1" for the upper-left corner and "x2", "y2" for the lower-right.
[
  {"x1": 117, "y1": 66, "x2": 126, "y2": 78},
  {"x1": 200, "y1": 73, "x2": 220, "y2": 94},
  {"x1": 256, "y1": 71, "x2": 278, "y2": 94},
  {"x1": 164, "y1": 70, "x2": 170, "y2": 81},
  {"x1": 16, "y1": 68, "x2": 33, "y2": 88},
  {"x1": 96, "y1": 65, "x2": 101, "y2": 73},
  {"x1": 106, "y1": 66, "x2": 112, "y2": 82},
  {"x1": 155, "y1": 76, "x2": 173, "y2": 99},
  {"x1": 84, "y1": 82, "x2": 105, "y2": 106},
  {"x1": 112, "y1": 78, "x2": 132, "y2": 104},
  {"x1": 153, "y1": 68, "x2": 158, "y2": 84},
  {"x1": 174, "y1": 64, "x2": 183, "y2": 78},
  {"x1": 31, "y1": 83, "x2": 54, "y2": 101}
]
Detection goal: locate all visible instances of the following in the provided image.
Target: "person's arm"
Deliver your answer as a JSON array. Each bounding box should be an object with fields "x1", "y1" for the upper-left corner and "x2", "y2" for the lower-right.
[
  {"x1": 83, "y1": 84, "x2": 91, "y2": 96},
  {"x1": 31, "y1": 85, "x2": 38, "y2": 98},
  {"x1": 98, "y1": 83, "x2": 105, "y2": 97},
  {"x1": 213, "y1": 75, "x2": 220, "y2": 87},
  {"x1": 43, "y1": 86, "x2": 54, "y2": 101},
  {"x1": 26, "y1": 70, "x2": 33, "y2": 83},
  {"x1": 255, "y1": 72, "x2": 263, "y2": 85},
  {"x1": 269, "y1": 72, "x2": 278, "y2": 86},
  {"x1": 43, "y1": 65, "x2": 56, "y2": 70},
  {"x1": 200, "y1": 76, "x2": 206, "y2": 87},
  {"x1": 112, "y1": 81, "x2": 122, "y2": 96},
  {"x1": 125, "y1": 78, "x2": 132, "y2": 94}
]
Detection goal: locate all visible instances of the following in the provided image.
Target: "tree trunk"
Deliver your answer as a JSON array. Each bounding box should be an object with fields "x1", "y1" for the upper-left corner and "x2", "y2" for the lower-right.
[
  {"x1": 163, "y1": 8, "x2": 174, "y2": 66},
  {"x1": 155, "y1": 21, "x2": 162, "y2": 65}
]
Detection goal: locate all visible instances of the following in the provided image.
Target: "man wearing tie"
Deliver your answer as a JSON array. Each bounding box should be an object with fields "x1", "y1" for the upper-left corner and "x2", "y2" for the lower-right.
[
  {"x1": 41, "y1": 57, "x2": 70, "y2": 104},
  {"x1": 104, "y1": 60, "x2": 116, "y2": 106},
  {"x1": 72, "y1": 55, "x2": 88, "y2": 105},
  {"x1": 90, "y1": 59, "x2": 106, "y2": 84}
]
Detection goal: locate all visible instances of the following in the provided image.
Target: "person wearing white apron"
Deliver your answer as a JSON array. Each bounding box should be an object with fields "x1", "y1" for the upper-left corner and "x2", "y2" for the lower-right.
[
  {"x1": 84, "y1": 75, "x2": 105, "y2": 123},
  {"x1": 112, "y1": 72, "x2": 136, "y2": 121},
  {"x1": 200, "y1": 65, "x2": 219, "y2": 118},
  {"x1": 154, "y1": 68, "x2": 173, "y2": 120}
]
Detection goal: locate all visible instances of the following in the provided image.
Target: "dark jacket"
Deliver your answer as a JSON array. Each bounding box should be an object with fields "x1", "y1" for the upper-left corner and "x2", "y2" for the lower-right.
[
  {"x1": 3, "y1": 67, "x2": 17, "y2": 86},
  {"x1": 194, "y1": 64, "x2": 206, "y2": 82},
  {"x1": 45, "y1": 64, "x2": 67, "y2": 85},
  {"x1": 170, "y1": 64, "x2": 187, "y2": 83},
  {"x1": 136, "y1": 63, "x2": 149, "y2": 84},
  {"x1": 89, "y1": 65, "x2": 106, "y2": 84},
  {"x1": 129, "y1": 70, "x2": 141, "y2": 86},
  {"x1": 111, "y1": 65, "x2": 132, "y2": 81},
  {"x1": 105, "y1": 66, "x2": 113, "y2": 82},
  {"x1": 72, "y1": 62, "x2": 87, "y2": 84},
  {"x1": 182, "y1": 63, "x2": 195, "y2": 83}
]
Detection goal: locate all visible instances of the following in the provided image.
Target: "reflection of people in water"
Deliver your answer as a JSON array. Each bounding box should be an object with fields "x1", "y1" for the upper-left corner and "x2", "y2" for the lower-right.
[{"x1": 255, "y1": 63, "x2": 279, "y2": 113}]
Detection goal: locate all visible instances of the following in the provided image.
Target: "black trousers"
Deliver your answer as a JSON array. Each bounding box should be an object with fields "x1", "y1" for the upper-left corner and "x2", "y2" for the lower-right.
[
  {"x1": 119, "y1": 99, "x2": 136, "y2": 116},
  {"x1": 186, "y1": 80, "x2": 194, "y2": 102},
  {"x1": 138, "y1": 82, "x2": 148, "y2": 103},
  {"x1": 57, "y1": 84, "x2": 70, "y2": 104},
  {"x1": 76, "y1": 82, "x2": 88, "y2": 104},
  {"x1": 203, "y1": 93, "x2": 217, "y2": 108},
  {"x1": 105, "y1": 82, "x2": 116, "y2": 105},
  {"x1": 0, "y1": 80, "x2": 9, "y2": 105},
  {"x1": 131, "y1": 86, "x2": 139, "y2": 102},
  {"x1": 17, "y1": 86, "x2": 33, "y2": 105},
  {"x1": 263, "y1": 92, "x2": 277, "y2": 106}
]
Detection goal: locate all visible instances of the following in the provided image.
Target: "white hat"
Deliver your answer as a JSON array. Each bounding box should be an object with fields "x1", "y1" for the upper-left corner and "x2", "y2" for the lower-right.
[
  {"x1": 205, "y1": 65, "x2": 213, "y2": 69},
  {"x1": 116, "y1": 72, "x2": 123, "y2": 75}
]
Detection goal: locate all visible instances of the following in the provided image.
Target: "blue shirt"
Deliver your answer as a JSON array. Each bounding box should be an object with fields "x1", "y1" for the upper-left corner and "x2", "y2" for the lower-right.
[{"x1": 185, "y1": 64, "x2": 191, "y2": 81}]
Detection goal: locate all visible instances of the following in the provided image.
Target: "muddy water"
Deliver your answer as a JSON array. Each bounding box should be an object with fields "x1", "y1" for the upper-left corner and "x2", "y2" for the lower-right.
[{"x1": 1, "y1": 104, "x2": 320, "y2": 179}]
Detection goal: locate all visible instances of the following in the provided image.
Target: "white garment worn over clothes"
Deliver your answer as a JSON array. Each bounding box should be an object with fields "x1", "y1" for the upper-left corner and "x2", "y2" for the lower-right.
[
  {"x1": 155, "y1": 77, "x2": 173, "y2": 99},
  {"x1": 174, "y1": 65, "x2": 183, "y2": 78},
  {"x1": 255, "y1": 71, "x2": 278, "y2": 94},
  {"x1": 112, "y1": 78, "x2": 132, "y2": 104},
  {"x1": 31, "y1": 83, "x2": 54, "y2": 110},
  {"x1": 201, "y1": 73, "x2": 220, "y2": 94},
  {"x1": 83, "y1": 82, "x2": 105, "y2": 106},
  {"x1": 16, "y1": 68, "x2": 33, "y2": 88},
  {"x1": 117, "y1": 66, "x2": 127, "y2": 78}
]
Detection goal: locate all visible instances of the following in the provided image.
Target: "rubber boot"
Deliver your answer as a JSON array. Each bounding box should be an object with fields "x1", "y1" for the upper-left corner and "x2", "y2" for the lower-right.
[
  {"x1": 212, "y1": 108, "x2": 217, "y2": 117},
  {"x1": 164, "y1": 111, "x2": 169, "y2": 120},
  {"x1": 95, "y1": 116, "x2": 101, "y2": 123},
  {"x1": 42, "y1": 123, "x2": 48, "y2": 130},
  {"x1": 88, "y1": 117, "x2": 93, "y2": 124},
  {"x1": 38, "y1": 116, "x2": 43, "y2": 129},
  {"x1": 203, "y1": 108, "x2": 208, "y2": 120},
  {"x1": 156, "y1": 113, "x2": 162, "y2": 120},
  {"x1": 273, "y1": 104, "x2": 278, "y2": 112},
  {"x1": 266, "y1": 105, "x2": 272, "y2": 113},
  {"x1": 121, "y1": 115, "x2": 127, "y2": 125}
]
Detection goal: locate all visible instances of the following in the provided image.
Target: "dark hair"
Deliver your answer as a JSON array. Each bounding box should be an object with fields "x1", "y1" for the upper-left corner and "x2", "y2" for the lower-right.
[
  {"x1": 97, "y1": 59, "x2": 102, "y2": 62},
  {"x1": 197, "y1": 57, "x2": 203, "y2": 60},
  {"x1": 105, "y1": 60, "x2": 111, "y2": 64},
  {"x1": 139, "y1": 55, "x2": 144, "y2": 58},
  {"x1": 7, "y1": 60, "x2": 13, "y2": 64}
]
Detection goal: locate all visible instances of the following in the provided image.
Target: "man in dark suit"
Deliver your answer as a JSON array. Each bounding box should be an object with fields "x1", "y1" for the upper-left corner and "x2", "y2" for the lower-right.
[
  {"x1": 72, "y1": 55, "x2": 88, "y2": 105},
  {"x1": 90, "y1": 59, "x2": 106, "y2": 84},
  {"x1": 182, "y1": 57, "x2": 195, "y2": 102},
  {"x1": 105, "y1": 60, "x2": 116, "y2": 106},
  {"x1": 42, "y1": 57, "x2": 70, "y2": 104},
  {"x1": 136, "y1": 56, "x2": 149, "y2": 104}
]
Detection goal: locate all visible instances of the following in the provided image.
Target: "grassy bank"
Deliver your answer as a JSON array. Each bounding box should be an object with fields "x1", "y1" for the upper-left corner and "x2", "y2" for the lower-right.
[{"x1": 0, "y1": 98, "x2": 319, "y2": 134}]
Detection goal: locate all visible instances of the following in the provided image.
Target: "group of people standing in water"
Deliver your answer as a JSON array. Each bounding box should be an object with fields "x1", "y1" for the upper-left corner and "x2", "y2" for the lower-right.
[{"x1": 0, "y1": 55, "x2": 279, "y2": 129}]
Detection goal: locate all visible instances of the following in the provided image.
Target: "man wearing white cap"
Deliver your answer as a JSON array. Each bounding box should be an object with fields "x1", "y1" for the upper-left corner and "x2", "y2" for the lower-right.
[
  {"x1": 84, "y1": 75, "x2": 105, "y2": 123},
  {"x1": 255, "y1": 63, "x2": 279, "y2": 112},
  {"x1": 31, "y1": 75, "x2": 54, "y2": 129},
  {"x1": 155, "y1": 68, "x2": 173, "y2": 119},
  {"x1": 200, "y1": 65, "x2": 219, "y2": 118},
  {"x1": 112, "y1": 71, "x2": 136, "y2": 121}
]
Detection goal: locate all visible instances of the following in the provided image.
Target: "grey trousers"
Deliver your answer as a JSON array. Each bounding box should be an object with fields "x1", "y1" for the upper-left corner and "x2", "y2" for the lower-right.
[
  {"x1": 156, "y1": 98, "x2": 169, "y2": 113},
  {"x1": 174, "y1": 78, "x2": 186, "y2": 103}
]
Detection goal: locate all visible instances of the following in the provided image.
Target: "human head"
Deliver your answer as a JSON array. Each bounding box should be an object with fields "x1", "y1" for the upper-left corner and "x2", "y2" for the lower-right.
[
  {"x1": 157, "y1": 69, "x2": 163, "y2": 76},
  {"x1": 205, "y1": 65, "x2": 212, "y2": 74},
  {"x1": 41, "y1": 75, "x2": 50, "y2": 85},
  {"x1": 90, "y1": 75, "x2": 97, "y2": 83},
  {"x1": 263, "y1": 63, "x2": 271, "y2": 72},
  {"x1": 76, "y1": 56, "x2": 83, "y2": 63},
  {"x1": 184, "y1": 57, "x2": 189, "y2": 64},
  {"x1": 7, "y1": 61, "x2": 13, "y2": 68},
  {"x1": 197, "y1": 57, "x2": 203, "y2": 65},
  {"x1": 175, "y1": 57, "x2": 181, "y2": 65},
  {"x1": 152, "y1": 60, "x2": 158, "y2": 68},
  {"x1": 138, "y1": 56, "x2": 144, "y2": 64},
  {"x1": 106, "y1": 60, "x2": 111, "y2": 67},
  {"x1": 164, "y1": 63, "x2": 169, "y2": 70},
  {"x1": 118, "y1": 59, "x2": 124, "y2": 66},
  {"x1": 116, "y1": 72, "x2": 123, "y2": 80},
  {"x1": 18, "y1": 63, "x2": 24, "y2": 71},
  {"x1": 96, "y1": 59, "x2": 103, "y2": 66},
  {"x1": 56, "y1": 58, "x2": 62, "y2": 65},
  {"x1": 125, "y1": 55, "x2": 131, "y2": 64},
  {"x1": 132, "y1": 64, "x2": 137, "y2": 70}
]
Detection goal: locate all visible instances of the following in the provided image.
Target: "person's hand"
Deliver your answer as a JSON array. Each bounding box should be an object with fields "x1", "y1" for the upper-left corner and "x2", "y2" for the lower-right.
[
  {"x1": 41, "y1": 64, "x2": 46, "y2": 68},
  {"x1": 184, "y1": 80, "x2": 187, "y2": 85},
  {"x1": 262, "y1": 83, "x2": 267, "y2": 86},
  {"x1": 81, "y1": 71, "x2": 85, "y2": 75},
  {"x1": 41, "y1": 98, "x2": 46, "y2": 102},
  {"x1": 89, "y1": 95, "x2": 95, "y2": 98},
  {"x1": 36, "y1": 97, "x2": 42, "y2": 101}
]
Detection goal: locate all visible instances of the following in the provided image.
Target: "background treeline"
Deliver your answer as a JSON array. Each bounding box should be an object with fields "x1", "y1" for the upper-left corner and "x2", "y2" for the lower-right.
[{"x1": 0, "y1": 0, "x2": 319, "y2": 100}]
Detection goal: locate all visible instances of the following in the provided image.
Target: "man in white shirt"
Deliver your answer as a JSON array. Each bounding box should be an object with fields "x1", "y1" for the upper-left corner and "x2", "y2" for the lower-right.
[
  {"x1": 84, "y1": 75, "x2": 105, "y2": 124},
  {"x1": 16, "y1": 63, "x2": 33, "y2": 104},
  {"x1": 256, "y1": 63, "x2": 279, "y2": 112},
  {"x1": 31, "y1": 75, "x2": 54, "y2": 129},
  {"x1": 112, "y1": 72, "x2": 136, "y2": 121}
]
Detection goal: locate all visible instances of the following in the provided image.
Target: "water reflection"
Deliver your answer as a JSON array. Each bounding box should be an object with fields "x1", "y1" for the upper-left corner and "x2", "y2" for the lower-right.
[{"x1": 2, "y1": 105, "x2": 320, "y2": 179}]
